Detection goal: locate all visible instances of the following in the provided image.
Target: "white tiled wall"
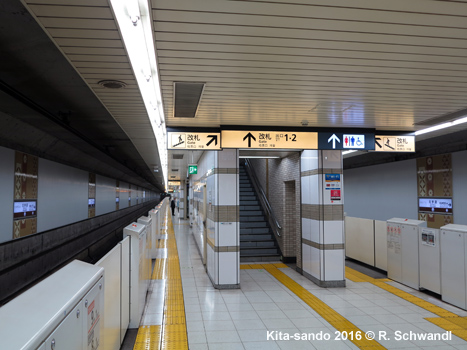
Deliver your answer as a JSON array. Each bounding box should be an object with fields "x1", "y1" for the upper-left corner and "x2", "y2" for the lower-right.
[
  {"x1": 300, "y1": 150, "x2": 319, "y2": 171},
  {"x1": 310, "y1": 246, "x2": 322, "y2": 279},
  {"x1": 218, "y1": 174, "x2": 238, "y2": 205},
  {"x1": 324, "y1": 249, "x2": 345, "y2": 281},
  {"x1": 218, "y1": 222, "x2": 238, "y2": 247},
  {"x1": 301, "y1": 150, "x2": 344, "y2": 284},
  {"x1": 218, "y1": 251, "x2": 239, "y2": 285},
  {"x1": 323, "y1": 221, "x2": 344, "y2": 244},
  {"x1": 302, "y1": 243, "x2": 311, "y2": 275}
]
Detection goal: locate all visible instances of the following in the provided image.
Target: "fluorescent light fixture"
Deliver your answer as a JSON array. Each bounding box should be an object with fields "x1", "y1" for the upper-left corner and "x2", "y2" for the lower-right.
[
  {"x1": 342, "y1": 150, "x2": 358, "y2": 155},
  {"x1": 415, "y1": 115, "x2": 467, "y2": 136},
  {"x1": 109, "y1": 0, "x2": 168, "y2": 188},
  {"x1": 240, "y1": 156, "x2": 281, "y2": 159},
  {"x1": 415, "y1": 122, "x2": 452, "y2": 136}
]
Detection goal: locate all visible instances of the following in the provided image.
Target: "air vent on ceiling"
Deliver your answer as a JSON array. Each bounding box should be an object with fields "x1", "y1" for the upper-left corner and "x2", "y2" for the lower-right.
[
  {"x1": 171, "y1": 169, "x2": 179, "y2": 172},
  {"x1": 173, "y1": 82, "x2": 205, "y2": 118},
  {"x1": 172, "y1": 154, "x2": 184, "y2": 160},
  {"x1": 170, "y1": 176, "x2": 176, "y2": 178},
  {"x1": 98, "y1": 80, "x2": 127, "y2": 89}
]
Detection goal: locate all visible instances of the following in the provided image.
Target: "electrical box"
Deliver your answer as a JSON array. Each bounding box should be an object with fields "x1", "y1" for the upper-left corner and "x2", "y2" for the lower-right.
[
  {"x1": 419, "y1": 228, "x2": 441, "y2": 294},
  {"x1": 387, "y1": 218, "x2": 426, "y2": 289},
  {"x1": 440, "y1": 224, "x2": 467, "y2": 310},
  {"x1": 0, "y1": 260, "x2": 104, "y2": 350},
  {"x1": 123, "y1": 222, "x2": 150, "y2": 328}
]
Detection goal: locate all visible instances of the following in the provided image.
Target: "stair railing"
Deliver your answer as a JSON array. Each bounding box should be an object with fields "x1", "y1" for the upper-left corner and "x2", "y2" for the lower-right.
[{"x1": 244, "y1": 159, "x2": 282, "y2": 237}]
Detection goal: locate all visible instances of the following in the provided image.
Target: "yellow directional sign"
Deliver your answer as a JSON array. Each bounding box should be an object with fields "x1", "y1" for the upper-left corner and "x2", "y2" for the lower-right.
[
  {"x1": 374, "y1": 135, "x2": 415, "y2": 152},
  {"x1": 221, "y1": 130, "x2": 318, "y2": 149},
  {"x1": 168, "y1": 132, "x2": 221, "y2": 150}
]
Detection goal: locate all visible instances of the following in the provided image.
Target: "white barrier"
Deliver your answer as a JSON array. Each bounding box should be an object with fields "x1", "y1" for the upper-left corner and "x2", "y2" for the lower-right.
[
  {"x1": 96, "y1": 243, "x2": 122, "y2": 350},
  {"x1": 374, "y1": 220, "x2": 387, "y2": 271},
  {"x1": 345, "y1": 216, "x2": 375, "y2": 266},
  {"x1": 0, "y1": 200, "x2": 166, "y2": 350},
  {"x1": 0, "y1": 261, "x2": 104, "y2": 350},
  {"x1": 120, "y1": 237, "x2": 130, "y2": 343},
  {"x1": 344, "y1": 216, "x2": 387, "y2": 271}
]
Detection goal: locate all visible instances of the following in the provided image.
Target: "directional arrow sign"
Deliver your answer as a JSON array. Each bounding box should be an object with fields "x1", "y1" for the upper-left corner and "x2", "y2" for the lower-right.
[
  {"x1": 206, "y1": 134, "x2": 218, "y2": 147},
  {"x1": 167, "y1": 132, "x2": 221, "y2": 150},
  {"x1": 221, "y1": 130, "x2": 318, "y2": 149},
  {"x1": 328, "y1": 134, "x2": 340, "y2": 149},
  {"x1": 243, "y1": 132, "x2": 256, "y2": 148},
  {"x1": 375, "y1": 137, "x2": 382, "y2": 149},
  {"x1": 374, "y1": 135, "x2": 415, "y2": 152}
]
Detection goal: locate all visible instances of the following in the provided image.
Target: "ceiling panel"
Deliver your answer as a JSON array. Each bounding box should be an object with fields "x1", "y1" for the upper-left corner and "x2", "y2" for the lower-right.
[
  {"x1": 19, "y1": 0, "x2": 467, "y2": 182},
  {"x1": 22, "y1": 0, "x2": 166, "y2": 190}
]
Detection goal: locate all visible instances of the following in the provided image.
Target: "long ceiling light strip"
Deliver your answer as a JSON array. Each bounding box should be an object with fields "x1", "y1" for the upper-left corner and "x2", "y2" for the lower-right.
[
  {"x1": 415, "y1": 116, "x2": 467, "y2": 136},
  {"x1": 342, "y1": 150, "x2": 357, "y2": 155},
  {"x1": 109, "y1": 0, "x2": 168, "y2": 189}
]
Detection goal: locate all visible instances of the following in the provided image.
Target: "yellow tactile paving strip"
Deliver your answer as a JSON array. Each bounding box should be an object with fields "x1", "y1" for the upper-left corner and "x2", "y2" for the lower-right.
[
  {"x1": 134, "y1": 209, "x2": 188, "y2": 350},
  {"x1": 134, "y1": 325, "x2": 162, "y2": 350},
  {"x1": 253, "y1": 263, "x2": 386, "y2": 349},
  {"x1": 346, "y1": 266, "x2": 467, "y2": 341},
  {"x1": 240, "y1": 262, "x2": 288, "y2": 269}
]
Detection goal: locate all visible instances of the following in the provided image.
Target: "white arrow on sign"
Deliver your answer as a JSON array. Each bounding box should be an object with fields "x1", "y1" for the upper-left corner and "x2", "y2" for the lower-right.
[{"x1": 328, "y1": 134, "x2": 341, "y2": 149}]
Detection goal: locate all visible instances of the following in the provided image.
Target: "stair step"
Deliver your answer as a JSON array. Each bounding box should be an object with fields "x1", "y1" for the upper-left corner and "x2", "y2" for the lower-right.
[
  {"x1": 240, "y1": 240, "x2": 276, "y2": 248},
  {"x1": 240, "y1": 210, "x2": 263, "y2": 216},
  {"x1": 240, "y1": 256, "x2": 281, "y2": 262},
  {"x1": 240, "y1": 215, "x2": 266, "y2": 223},
  {"x1": 240, "y1": 248, "x2": 281, "y2": 255},
  {"x1": 239, "y1": 165, "x2": 280, "y2": 260},
  {"x1": 241, "y1": 227, "x2": 270, "y2": 234},
  {"x1": 241, "y1": 234, "x2": 273, "y2": 240},
  {"x1": 241, "y1": 221, "x2": 267, "y2": 228},
  {"x1": 240, "y1": 205, "x2": 261, "y2": 211},
  {"x1": 240, "y1": 216, "x2": 266, "y2": 222}
]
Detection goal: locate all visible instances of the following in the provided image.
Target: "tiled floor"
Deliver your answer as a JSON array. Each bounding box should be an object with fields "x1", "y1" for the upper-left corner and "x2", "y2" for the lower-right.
[{"x1": 133, "y1": 212, "x2": 467, "y2": 350}]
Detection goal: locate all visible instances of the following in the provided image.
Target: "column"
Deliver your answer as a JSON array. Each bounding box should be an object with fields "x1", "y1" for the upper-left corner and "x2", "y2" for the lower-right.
[
  {"x1": 301, "y1": 150, "x2": 345, "y2": 287},
  {"x1": 179, "y1": 180, "x2": 185, "y2": 217},
  {"x1": 206, "y1": 149, "x2": 240, "y2": 289}
]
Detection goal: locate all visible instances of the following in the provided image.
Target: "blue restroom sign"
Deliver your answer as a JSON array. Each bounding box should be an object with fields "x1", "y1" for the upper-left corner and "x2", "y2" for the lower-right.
[
  {"x1": 343, "y1": 134, "x2": 365, "y2": 149},
  {"x1": 318, "y1": 132, "x2": 375, "y2": 150}
]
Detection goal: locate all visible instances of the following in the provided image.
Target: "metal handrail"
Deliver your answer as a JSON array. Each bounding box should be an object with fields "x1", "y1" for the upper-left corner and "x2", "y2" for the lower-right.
[{"x1": 244, "y1": 159, "x2": 282, "y2": 237}]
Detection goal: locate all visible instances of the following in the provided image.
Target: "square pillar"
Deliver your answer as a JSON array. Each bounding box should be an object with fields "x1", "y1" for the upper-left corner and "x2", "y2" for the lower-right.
[
  {"x1": 206, "y1": 149, "x2": 240, "y2": 289},
  {"x1": 300, "y1": 150, "x2": 345, "y2": 287}
]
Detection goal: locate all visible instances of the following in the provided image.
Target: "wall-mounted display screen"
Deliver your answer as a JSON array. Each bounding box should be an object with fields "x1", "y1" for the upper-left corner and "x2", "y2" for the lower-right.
[
  {"x1": 419, "y1": 198, "x2": 452, "y2": 214},
  {"x1": 14, "y1": 201, "x2": 37, "y2": 219},
  {"x1": 116, "y1": 198, "x2": 120, "y2": 203},
  {"x1": 88, "y1": 198, "x2": 95, "y2": 206}
]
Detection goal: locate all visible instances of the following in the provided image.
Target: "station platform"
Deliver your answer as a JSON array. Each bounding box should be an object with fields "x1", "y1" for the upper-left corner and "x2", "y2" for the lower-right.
[{"x1": 126, "y1": 209, "x2": 467, "y2": 350}]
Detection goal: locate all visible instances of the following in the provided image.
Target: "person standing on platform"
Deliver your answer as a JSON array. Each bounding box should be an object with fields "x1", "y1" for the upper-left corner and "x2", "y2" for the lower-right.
[{"x1": 171, "y1": 198, "x2": 176, "y2": 216}]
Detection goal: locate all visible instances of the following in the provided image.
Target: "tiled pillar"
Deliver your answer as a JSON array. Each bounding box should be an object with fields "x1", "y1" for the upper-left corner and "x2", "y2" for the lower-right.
[
  {"x1": 301, "y1": 150, "x2": 345, "y2": 287},
  {"x1": 179, "y1": 180, "x2": 185, "y2": 218},
  {"x1": 206, "y1": 149, "x2": 240, "y2": 289}
]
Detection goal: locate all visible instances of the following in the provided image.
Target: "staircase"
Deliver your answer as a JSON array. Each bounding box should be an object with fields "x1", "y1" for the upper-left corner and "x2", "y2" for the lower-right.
[{"x1": 239, "y1": 164, "x2": 281, "y2": 262}]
